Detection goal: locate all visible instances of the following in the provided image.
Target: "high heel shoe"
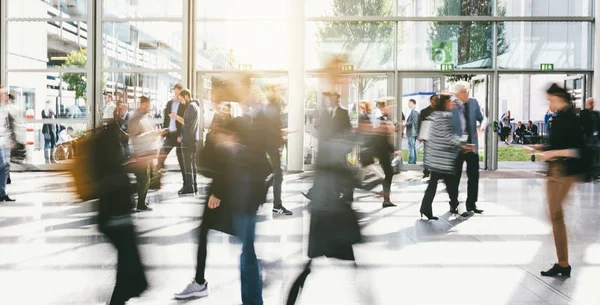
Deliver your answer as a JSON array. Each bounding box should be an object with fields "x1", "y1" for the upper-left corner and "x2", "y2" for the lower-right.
[
  {"x1": 420, "y1": 212, "x2": 438, "y2": 221},
  {"x1": 541, "y1": 264, "x2": 571, "y2": 277}
]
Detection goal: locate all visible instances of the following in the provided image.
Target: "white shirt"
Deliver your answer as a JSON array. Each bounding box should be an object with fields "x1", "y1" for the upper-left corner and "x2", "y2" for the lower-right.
[
  {"x1": 57, "y1": 129, "x2": 72, "y2": 145},
  {"x1": 103, "y1": 102, "x2": 116, "y2": 119},
  {"x1": 371, "y1": 108, "x2": 383, "y2": 128}
]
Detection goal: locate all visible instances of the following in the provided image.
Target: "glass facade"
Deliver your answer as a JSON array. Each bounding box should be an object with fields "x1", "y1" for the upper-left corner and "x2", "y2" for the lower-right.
[{"x1": 0, "y1": 0, "x2": 595, "y2": 170}]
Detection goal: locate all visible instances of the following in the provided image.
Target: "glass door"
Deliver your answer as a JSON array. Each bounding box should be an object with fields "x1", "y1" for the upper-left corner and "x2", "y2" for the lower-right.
[{"x1": 397, "y1": 74, "x2": 444, "y2": 171}]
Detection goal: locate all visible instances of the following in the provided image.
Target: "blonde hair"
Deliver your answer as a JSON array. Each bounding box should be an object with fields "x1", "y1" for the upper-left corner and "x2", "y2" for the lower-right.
[
  {"x1": 359, "y1": 100, "x2": 372, "y2": 114},
  {"x1": 139, "y1": 96, "x2": 150, "y2": 104},
  {"x1": 173, "y1": 83, "x2": 184, "y2": 90}
]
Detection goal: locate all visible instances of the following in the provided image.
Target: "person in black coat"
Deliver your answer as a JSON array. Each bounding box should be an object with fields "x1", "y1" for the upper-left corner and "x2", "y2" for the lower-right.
[
  {"x1": 95, "y1": 121, "x2": 148, "y2": 305},
  {"x1": 303, "y1": 92, "x2": 354, "y2": 201},
  {"x1": 156, "y1": 83, "x2": 187, "y2": 190},
  {"x1": 41, "y1": 106, "x2": 58, "y2": 164}
]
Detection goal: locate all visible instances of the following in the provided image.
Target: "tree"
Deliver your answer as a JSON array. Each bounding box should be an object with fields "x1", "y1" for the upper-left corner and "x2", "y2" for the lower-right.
[
  {"x1": 61, "y1": 48, "x2": 87, "y2": 100},
  {"x1": 317, "y1": 0, "x2": 395, "y2": 99},
  {"x1": 429, "y1": 0, "x2": 509, "y2": 81}
]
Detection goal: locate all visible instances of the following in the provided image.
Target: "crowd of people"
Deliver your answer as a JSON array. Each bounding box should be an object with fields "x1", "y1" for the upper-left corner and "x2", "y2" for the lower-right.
[{"x1": 1, "y1": 68, "x2": 599, "y2": 304}]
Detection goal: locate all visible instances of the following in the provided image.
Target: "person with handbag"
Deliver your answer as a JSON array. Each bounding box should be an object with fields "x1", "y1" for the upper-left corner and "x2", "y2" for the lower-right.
[{"x1": 420, "y1": 94, "x2": 472, "y2": 220}]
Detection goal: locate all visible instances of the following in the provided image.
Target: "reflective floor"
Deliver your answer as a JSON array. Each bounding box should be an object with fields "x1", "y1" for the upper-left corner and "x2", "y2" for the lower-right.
[{"x1": 1, "y1": 171, "x2": 599, "y2": 305}]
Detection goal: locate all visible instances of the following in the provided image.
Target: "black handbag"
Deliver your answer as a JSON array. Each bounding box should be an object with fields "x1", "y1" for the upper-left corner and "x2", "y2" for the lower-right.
[{"x1": 10, "y1": 142, "x2": 26, "y2": 164}]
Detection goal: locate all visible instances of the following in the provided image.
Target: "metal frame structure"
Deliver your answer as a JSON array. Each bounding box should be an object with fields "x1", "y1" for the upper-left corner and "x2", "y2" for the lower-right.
[{"x1": 0, "y1": 0, "x2": 596, "y2": 171}]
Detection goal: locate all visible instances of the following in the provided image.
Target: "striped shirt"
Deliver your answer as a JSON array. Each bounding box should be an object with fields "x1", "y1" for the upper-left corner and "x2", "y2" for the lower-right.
[{"x1": 423, "y1": 111, "x2": 465, "y2": 174}]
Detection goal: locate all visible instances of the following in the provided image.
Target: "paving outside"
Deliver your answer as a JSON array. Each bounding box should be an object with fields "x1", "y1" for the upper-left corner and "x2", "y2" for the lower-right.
[{"x1": 1, "y1": 170, "x2": 600, "y2": 305}]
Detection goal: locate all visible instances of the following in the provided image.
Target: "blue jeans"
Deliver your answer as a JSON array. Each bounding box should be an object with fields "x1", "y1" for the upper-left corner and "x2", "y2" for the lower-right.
[
  {"x1": 0, "y1": 147, "x2": 10, "y2": 197},
  {"x1": 233, "y1": 213, "x2": 263, "y2": 305},
  {"x1": 408, "y1": 136, "x2": 417, "y2": 164}
]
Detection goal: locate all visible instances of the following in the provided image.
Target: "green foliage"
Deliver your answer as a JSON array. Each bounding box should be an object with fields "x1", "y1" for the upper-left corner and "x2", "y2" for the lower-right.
[
  {"x1": 317, "y1": 0, "x2": 394, "y2": 98},
  {"x1": 429, "y1": 0, "x2": 509, "y2": 76},
  {"x1": 497, "y1": 145, "x2": 532, "y2": 161},
  {"x1": 61, "y1": 48, "x2": 87, "y2": 100}
]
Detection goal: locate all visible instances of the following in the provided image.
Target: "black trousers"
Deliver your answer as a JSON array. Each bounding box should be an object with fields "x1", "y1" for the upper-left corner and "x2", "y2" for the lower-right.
[
  {"x1": 100, "y1": 222, "x2": 147, "y2": 305},
  {"x1": 379, "y1": 156, "x2": 394, "y2": 194},
  {"x1": 420, "y1": 171, "x2": 459, "y2": 215},
  {"x1": 182, "y1": 142, "x2": 198, "y2": 191},
  {"x1": 267, "y1": 149, "x2": 284, "y2": 207},
  {"x1": 500, "y1": 127, "x2": 511, "y2": 141},
  {"x1": 455, "y1": 152, "x2": 480, "y2": 210},
  {"x1": 158, "y1": 132, "x2": 184, "y2": 181},
  {"x1": 194, "y1": 217, "x2": 210, "y2": 284}
]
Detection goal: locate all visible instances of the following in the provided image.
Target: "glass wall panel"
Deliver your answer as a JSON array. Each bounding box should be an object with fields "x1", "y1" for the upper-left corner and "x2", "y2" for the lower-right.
[
  {"x1": 498, "y1": 22, "x2": 591, "y2": 70},
  {"x1": 196, "y1": 22, "x2": 289, "y2": 70},
  {"x1": 499, "y1": 0, "x2": 592, "y2": 17},
  {"x1": 306, "y1": 0, "x2": 393, "y2": 17},
  {"x1": 398, "y1": 22, "x2": 493, "y2": 70},
  {"x1": 7, "y1": 21, "x2": 89, "y2": 69},
  {"x1": 103, "y1": 72, "x2": 182, "y2": 117},
  {"x1": 7, "y1": 72, "x2": 89, "y2": 164},
  {"x1": 102, "y1": 22, "x2": 182, "y2": 69},
  {"x1": 306, "y1": 21, "x2": 395, "y2": 70},
  {"x1": 398, "y1": 0, "x2": 493, "y2": 17},
  {"x1": 196, "y1": 0, "x2": 288, "y2": 19},
  {"x1": 103, "y1": 0, "x2": 182, "y2": 18},
  {"x1": 8, "y1": 0, "x2": 88, "y2": 18}
]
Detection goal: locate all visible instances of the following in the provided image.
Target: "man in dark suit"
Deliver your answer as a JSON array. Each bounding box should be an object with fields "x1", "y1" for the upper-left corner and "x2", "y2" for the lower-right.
[
  {"x1": 303, "y1": 92, "x2": 353, "y2": 201},
  {"x1": 526, "y1": 120, "x2": 539, "y2": 136},
  {"x1": 406, "y1": 99, "x2": 419, "y2": 164},
  {"x1": 450, "y1": 81, "x2": 487, "y2": 215},
  {"x1": 157, "y1": 83, "x2": 187, "y2": 191}
]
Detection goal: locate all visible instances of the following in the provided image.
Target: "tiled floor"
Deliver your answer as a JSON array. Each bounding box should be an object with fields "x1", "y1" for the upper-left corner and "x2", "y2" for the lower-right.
[{"x1": 1, "y1": 171, "x2": 599, "y2": 305}]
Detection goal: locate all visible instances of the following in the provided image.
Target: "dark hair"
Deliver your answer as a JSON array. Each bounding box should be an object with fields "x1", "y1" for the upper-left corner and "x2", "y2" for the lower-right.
[
  {"x1": 528, "y1": 120, "x2": 532, "y2": 124},
  {"x1": 409, "y1": 99, "x2": 416, "y2": 105},
  {"x1": 434, "y1": 94, "x2": 452, "y2": 111},
  {"x1": 67, "y1": 126, "x2": 74, "y2": 131},
  {"x1": 8, "y1": 93, "x2": 14, "y2": 101},
  {"x1": 546, "y1": 83, "x2": 572, "y2": 103},
  {"x1": 429, "y1": 94, "x2": 438, "y2": 101}
]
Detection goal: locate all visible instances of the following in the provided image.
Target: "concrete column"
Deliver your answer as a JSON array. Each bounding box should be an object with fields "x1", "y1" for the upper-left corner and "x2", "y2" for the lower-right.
[
  {"x1": 594, "y1": 1, "x2": 600, "y2": 110},
  {"x1": 287, "y1": 0, "x2": 305, "y2": 172}
]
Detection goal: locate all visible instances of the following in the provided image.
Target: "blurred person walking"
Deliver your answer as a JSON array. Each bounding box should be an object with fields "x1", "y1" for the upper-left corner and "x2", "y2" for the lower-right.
[
  {"x1": 176, "y1": 75, "x2": 276, "y2": 305},
  {"x1": 168, "y1": 89, "x2": 200, "y2": 194},
  {"x1": 500, "y1": 110, "x2": 514, "y2": 145},
  {"x1": 406, "y1": 99, "x2": 419, "y2": 164},
  {"x1": 265, "y1": 87, "x2": 293, "y2": 216},
  {"x1": 129, "y1": 96, "x2": 162, "y2": 212},
  {"x1": 94, "y1": 120, "x2": 148, "y2": 305},
  {"x1": 418, "y1": 94, "x2": 437, "y2": 179},
  {"x1": 528, "y1": 84, "x2": 585, "y2": 277},
  {"x1": 579, "y1": 98, "x2": 600, "y2": 180},
  {"x1": 156, "y1": 83, "x2": 187, "y2": 191},
  {"x1": 451, "y1": 81, "x2": 487, "y2": 215},
  {"x1": 0, "y1": 86, "x2": 15, "y2": 202},
  {"x1": 420, "y1": 94, "x2": 472, "y2": 220},
  {"x1": 302, "y1": 92, "x2": 354, "y2": 202}
]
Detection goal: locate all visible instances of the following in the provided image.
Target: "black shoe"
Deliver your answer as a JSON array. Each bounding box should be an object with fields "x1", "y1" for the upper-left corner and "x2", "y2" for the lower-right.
[
  {"x1": 137, "y1": 206, "x2": 153, "y2": 212},
  {"x1": 449, "y1": 207, "x2": 459, "y2": 214},
  {"x1": 273, "y1": 206, "x2": 293, "y2": 215},
  {"x1": 467, "y1": 208, "x2": 484, "y2": 214},
  {"x1": 0, "y1": 196, "x2": 15, "y2": 202},
  {"x1": 420, "y1": 212, "x2": 438, "y2": 221},
  {"x1": 7, "y1": 177, "x2": 11, "y2": 184},
  {"x1": 541, "y1": 264, "x2": 571, "y2": 277},
  {"x1": 382, "y1": 202, "x2": 396, "y2": 208},
  {"x1": 178, "y1": 188, "x2": 195, "y2": 195},
  {"x1": 301, "y1": 192, "x2": 311, "y2": 200}
]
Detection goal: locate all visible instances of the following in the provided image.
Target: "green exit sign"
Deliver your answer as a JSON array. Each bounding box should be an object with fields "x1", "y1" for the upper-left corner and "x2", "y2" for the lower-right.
[
  {"x1": 440, "y1": 63, "x2": 455, "y2": 71},
  {"x1": 540, "y1": 63, "x2": 554, "y2": 71},
  {"x1": 340, "y1": 64, "x2": 354, "y2": 72}
]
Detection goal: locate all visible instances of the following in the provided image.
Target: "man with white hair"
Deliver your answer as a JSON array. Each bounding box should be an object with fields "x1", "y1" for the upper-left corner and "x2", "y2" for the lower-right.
[{"x1": 450, "y1": 81, "x2": 487, "y2": 214}]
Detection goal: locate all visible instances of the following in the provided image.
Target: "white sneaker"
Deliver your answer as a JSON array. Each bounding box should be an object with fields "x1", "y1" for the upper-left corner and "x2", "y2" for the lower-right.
[{"x1": 174, "y1": 280, "x2": 209, "y2": 299}]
